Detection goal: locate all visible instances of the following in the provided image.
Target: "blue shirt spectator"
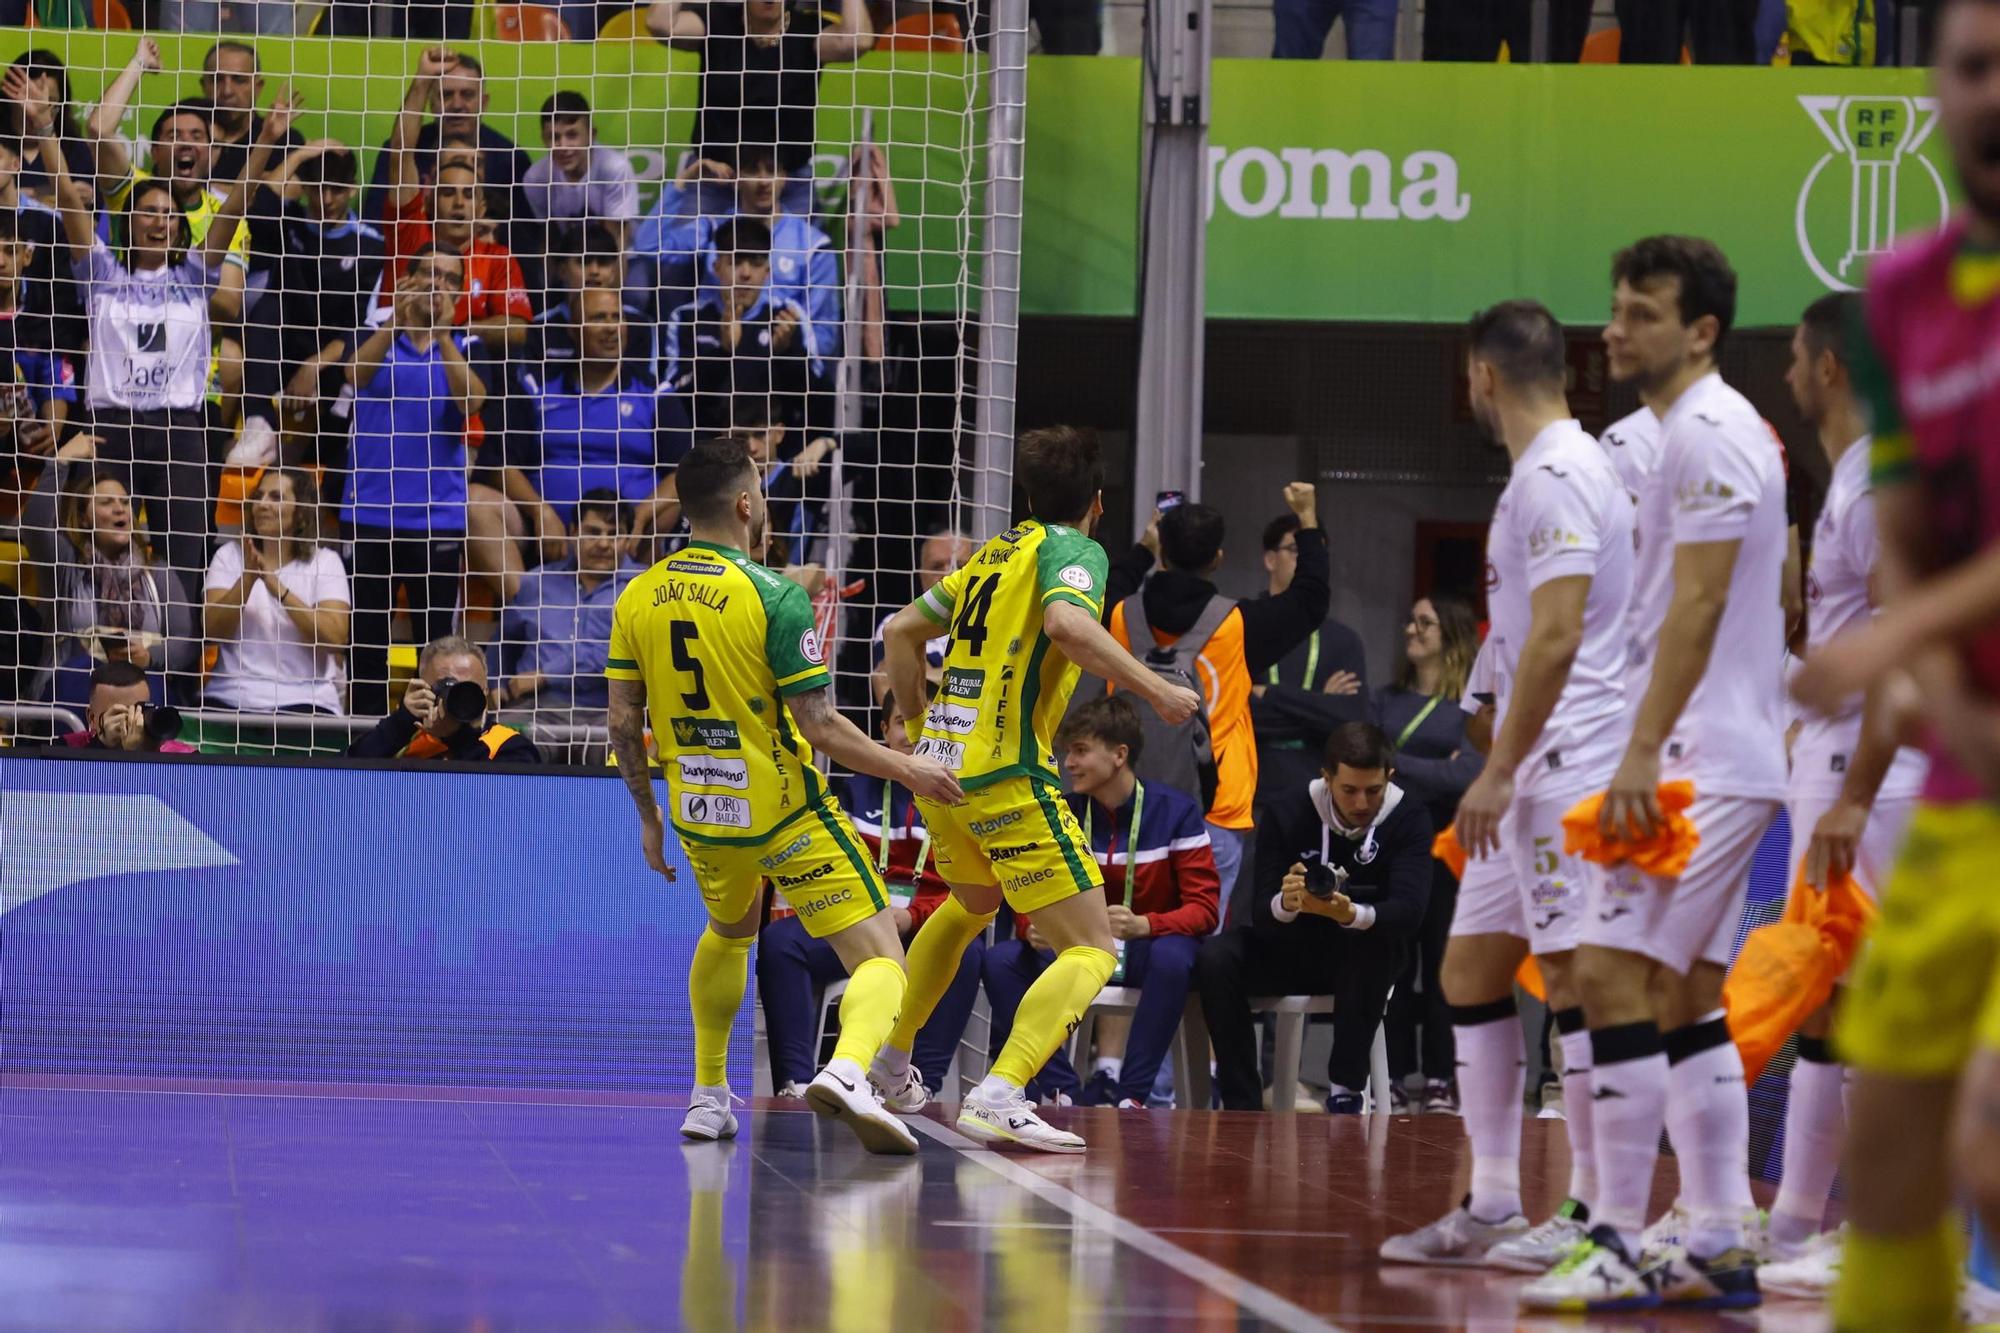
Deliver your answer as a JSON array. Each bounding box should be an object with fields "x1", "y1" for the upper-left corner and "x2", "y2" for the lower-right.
[
  {"x1": 345, "y1": 329, "x2": 474, "y2": 533},
  {"x1": 493, "y1": 489, "x2": 639, "y2": 718}
]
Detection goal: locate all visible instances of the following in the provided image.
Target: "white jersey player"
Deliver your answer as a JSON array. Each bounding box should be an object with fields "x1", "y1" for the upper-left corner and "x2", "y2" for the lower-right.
[
  {"x1": 1381, "y1": 300, "x2": 1634, "y2": 1274},
  {"x1": 1757, "y1": 295, "x2": 1928, "y2": 1298},
  {"x1": 1525, "y1": 237, "x2": 1785, "y2": 1315}
]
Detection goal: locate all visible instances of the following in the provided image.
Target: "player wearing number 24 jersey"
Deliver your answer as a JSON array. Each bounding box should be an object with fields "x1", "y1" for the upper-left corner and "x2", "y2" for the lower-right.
[
  {"x1": 605, "y1": 438, "x2": 963, "y2": 1158},
  {"x1": 870, "y1": 426, "x2": 1201, "y2": 1155}
]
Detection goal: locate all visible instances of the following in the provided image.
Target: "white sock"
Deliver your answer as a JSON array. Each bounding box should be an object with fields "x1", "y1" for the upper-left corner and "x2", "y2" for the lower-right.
[
  {"x1": 871, "y1": 1043, "x2": 912, "y2": 1078},
  {"x1": 1094, "y1": 1056, "x2": 1123, "y2": 1079},
  {"x1": 1664, "y1": 1014, "x2": 1755, "y2": 1258},
  {"x1": 976, "y1": 1073, "x2": 1022, "y2": 1101},
  {"x1": 1558, "y1": 1028, "x2": 1598, "y2": 1211},
  {"x1": 1771, "y1": 1045, "x2": 1845, "y2": 1245},
  {"x1": 1590, "y1": 1025, "x2": 1670, "y2": 1253},
  {"x1": 1454, "y1": 1012, "x2": 1526, "y2": 1221}
]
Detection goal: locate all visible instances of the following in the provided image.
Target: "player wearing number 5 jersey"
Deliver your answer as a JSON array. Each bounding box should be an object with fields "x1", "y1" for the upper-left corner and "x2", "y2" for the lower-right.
[
  {"x1": 605, "y1": 437, "x2": 964, "y2": 1157},
  {"x1": 871, "y1": 426, "x2": 1202, "y2": 1153}
]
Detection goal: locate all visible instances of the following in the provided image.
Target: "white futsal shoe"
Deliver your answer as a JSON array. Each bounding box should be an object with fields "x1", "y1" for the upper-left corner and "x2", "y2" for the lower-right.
[
  {"x1": 1518, "y1": 1225, "x2": 1659, "y2": 1313},
  {"x1": 957, "y1": 1080, "x2": 1086, "y2": 1153},
  {"x1": 807, "y1": 1059, "x2": 919, "y2": 1156},
  {"x1": 1378, "y1": 1202, "x2": 1528, "y2": 1266},
  {"x1": 869, "y1": 1056, "x2": 932, "y2": 1114},
  {"x1": 1484, "y1": 1200, "x2": 1591, "y2": 1274},
  {"x1": 681, "y1": 1084, "x2": 739, "y2": 1141},
  {"x1": 1758, "y1": 1229, "x2": 1842, "y2": 1298}
]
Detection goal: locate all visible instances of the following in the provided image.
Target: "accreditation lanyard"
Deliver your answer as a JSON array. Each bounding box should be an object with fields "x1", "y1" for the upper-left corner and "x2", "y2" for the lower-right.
[
  {"x1": 877, "y1": 780, "x2": 932, "y2": 909},
  {"x1": 1395, "y1": 694, "x2": 1442, "y2": 750},
  {"x1": 1084, "y1": 781, "x2": 1145, "y2": 982},
  {"x1": 1265, "y1": 629, "x2": 1320, "y2": 688}
]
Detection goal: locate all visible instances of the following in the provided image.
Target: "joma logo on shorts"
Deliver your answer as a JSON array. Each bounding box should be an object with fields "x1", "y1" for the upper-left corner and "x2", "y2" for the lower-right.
[
  {"x1": 989, "y1": 842, "x2": 1041, "y2": 863},
  {"x1": 758, "y1": 833, "x2": 813, "y2": 870},
  {"x1": 968, "y1": 811, "x2": 1024, "y2": 837},
  {"x1": 796, "y1": 887, "x2": 856, "y2": 916},
  {"x1": 775, "y1": 863, "x2": 837, "y2": 889}
]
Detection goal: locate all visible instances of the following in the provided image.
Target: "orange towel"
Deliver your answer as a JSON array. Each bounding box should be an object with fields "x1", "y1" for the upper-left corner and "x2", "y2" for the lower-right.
[
  {"x1": 1561, "y1": 780, "x2": 1702, "y2": 879},
  {"x1": 1433, "y1": 822, "x2": 1548, "y2": 1002},
  {"x1": 1723, "y1": 862, "x2": 1876, "y2": 1083}
]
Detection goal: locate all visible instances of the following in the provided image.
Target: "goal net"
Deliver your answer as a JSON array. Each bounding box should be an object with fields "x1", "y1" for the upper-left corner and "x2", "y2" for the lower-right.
[{"x1": 0, "y1": 9, "x2": 1022, "y2": 759}]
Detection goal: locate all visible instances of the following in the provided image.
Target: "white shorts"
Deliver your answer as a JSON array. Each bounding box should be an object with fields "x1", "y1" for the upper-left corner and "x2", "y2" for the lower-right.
[
  {"x1": 1785, "y1": 791, "x2": 1919, "y2": 903},
  {"x1": 1445, "y1": 794, "x2": 1594, "y2": 955},
  {"x1": 1580, "y1": 794, "x2": 1779, "y2": 975}
]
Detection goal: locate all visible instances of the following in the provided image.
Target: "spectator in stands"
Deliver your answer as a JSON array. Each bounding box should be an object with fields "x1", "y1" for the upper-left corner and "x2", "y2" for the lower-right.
[
  {"x1": 349, "y1": 632, "x2": 541, "y2": 761},
  {"x1": 662, "y1": 217, "x2": 833, "y2": 437},
  {"x1": 637, "y1": 145, "x2": 842, "y2": 353},
  {"x1": 0, "y1": 52, "x2": 94, "y2": 210},
  {"x1": 61, "y1": 659, "x2": 197, "y2": 752},
  {"x1": 1251, "y1": 510, "x2": 1367, "y2": 815},
  {"x1": 724, "y1": 392, "x2": 841, "y2": 565},
  {"x1": 38, "y1": 79, "x2": 288, "y2": 629},
  {"x1": 1056, "y1": 696, "x2": 1219, "y2": 1108},
  {"x1": 202, "y1": 466, "x2": 350, "y2": 716},
  {"x1": 646, "y1": 0, "x2": 876, "y2": 218},
  {"x1": 1102, "y1": 483, "x2": 1327, "y2": 918},
  {"x1": 759, "y1": 771, "x2": 986, "y2": 1098},
  {"x1": 44, "y1": 466, "x2": 198, "y2": 710},
  {"x1": 1786, "y1": 0, "x2": 1877, "y2": 64},
  {"x1": 869, "y1": 527, "x2": 973, "y2": 706},
  {"x1": 370, "y1": 50, "x2": 529, "y2": 230},
  {"x1": 1617, "y1": 0, "x2": 1756, "y2": 62},
  {"x1": 0, "y1": 208, "x2": 76, "y2": 512},
  {"x1": 523, "y1": 93, "x2": 640, "y2": 243},
  {"x1": 1423, "y1": 0, "x2": 1592, "y2": 61},
  {"x1": 491, "y1": 488, "x2": 641, "y2": 726},
  {"x1": 1196, "y1": 722, "x2": 1433, "y2": 1113},
  {"x1": 519, "y1": 223, "x2": 638, "y2": 380},
  {"x1": 160, "y1": 0, "x2": 300, "y2": 35},
  {"x1": 381, "y1": 82, "x2": 533, "y2": 349},
  {"x1": 1273, "y1": 0, "x2": 1397, "y2": 60},
  {"x1": 0, "y1": 135, "x2": 83, "y2": 366},
  {"x1": 343, "y1": 243, "x2": 487, "y2": 718},
  {"x1": 201, "y1": 41, "x2": 303, "y2": 182},
  {"x1": 506, "y1": 289, "x2": 690, "y2": 566}
]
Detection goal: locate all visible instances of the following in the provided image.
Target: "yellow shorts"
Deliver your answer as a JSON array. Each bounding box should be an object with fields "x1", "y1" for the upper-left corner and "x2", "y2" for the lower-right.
[
  {"x1": 1837, "y1": 802, "x2": 2000, "y2": 1079},
  {"x1": 680, "y1": 799, "x2": 889, "y2": 940},
  {"x1": 916, "y1": 776, "x2": 1103, "y2": 915}
]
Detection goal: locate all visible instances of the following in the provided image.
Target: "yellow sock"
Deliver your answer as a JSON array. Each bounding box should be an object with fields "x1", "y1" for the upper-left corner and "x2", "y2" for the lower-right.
[
  {"x1": 991, "y1": 945, "x2": 1117, "y2": 1089},
  {"x1": 888, "y1": 894, "x2": 995, "y2": 1053},
  {"x1": 1831, "y1": 1213, "x2": 1963, "y2": 1333},
  {"x1": 830, "y1": 956, "x2": 908, "y2": 1069},
  {"x1": 689, "y1": 927, "x2": 754, "y2": 1087}
]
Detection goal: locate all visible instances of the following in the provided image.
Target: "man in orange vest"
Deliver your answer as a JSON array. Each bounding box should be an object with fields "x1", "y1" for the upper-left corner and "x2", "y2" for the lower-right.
[
  {"x1": 1104, "y1": 483, "x2": 1327, "y2": 917},
  {"x1": 349, "y1": 633, "x2": 542, "y2": 762}
]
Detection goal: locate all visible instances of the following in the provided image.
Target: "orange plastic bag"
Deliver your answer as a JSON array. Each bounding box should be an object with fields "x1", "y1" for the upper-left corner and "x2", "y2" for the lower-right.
[
  {"x1": 1722, "y1": 864, "x2": 1877, "y2": 1084},
  {"x1": 1561, "y1": 780, "x2": 1702, "y2": 878},
  {"x1": 1433, "y1": 823, "x2": 1548, "y2": 1001}
]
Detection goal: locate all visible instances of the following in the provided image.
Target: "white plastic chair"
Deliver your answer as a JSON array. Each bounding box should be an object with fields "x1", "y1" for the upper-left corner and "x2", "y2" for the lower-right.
[
  {"x1": 1180, "y1": 991, "x2": 1393, "y2": 1112},
  {"x1": 1067, "y1": 985, "x2": 1204, "y2": 1107}
]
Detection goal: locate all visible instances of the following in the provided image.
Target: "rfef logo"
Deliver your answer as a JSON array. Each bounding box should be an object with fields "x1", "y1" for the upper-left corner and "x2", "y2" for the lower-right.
[{"x1": 1796, "y1": 95, "x2": 1949, "y2": 292}]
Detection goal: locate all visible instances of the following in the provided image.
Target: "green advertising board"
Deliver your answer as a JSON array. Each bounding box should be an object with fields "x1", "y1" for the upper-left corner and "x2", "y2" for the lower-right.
[
  {"x1": 1021, "y1": 59, "x2": 1957, "y2": 326},
  {"x1": 0, "y1": 32, "x2": 982, "y2": 311}
]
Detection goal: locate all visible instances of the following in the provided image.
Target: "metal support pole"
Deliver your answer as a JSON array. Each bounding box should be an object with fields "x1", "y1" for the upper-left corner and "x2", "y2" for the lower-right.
[
  {"x1": 1131, "y1": 0, "x2": 1211, "y2": 533},
  {"x1": 972, "y1": 0, "x2": 1031, "y2": 541},
  {"x1": 1529, "y1": 0, "x2": 1550, "y2": 62}
]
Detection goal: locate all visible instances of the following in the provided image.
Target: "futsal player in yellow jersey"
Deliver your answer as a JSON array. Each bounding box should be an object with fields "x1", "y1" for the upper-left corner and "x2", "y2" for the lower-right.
[
  {"x1": 606, "y1": 438, "x2": 964, "y2": 1155},
  {"x1": 875, "y1": 426, "x2": 1201, "y2": 1152}
]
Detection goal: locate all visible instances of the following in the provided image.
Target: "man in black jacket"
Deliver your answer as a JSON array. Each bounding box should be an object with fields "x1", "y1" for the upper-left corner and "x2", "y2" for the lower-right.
[
  {"x1": 349, "y1": 634, "x2": 542, "y2": 763},
  {"x1": 1250, "y1": 511, "x2": 1369, "y2": 815},
  {"x1": 1196, "y1": 722, "x2": 1433, "y2": 1112}
]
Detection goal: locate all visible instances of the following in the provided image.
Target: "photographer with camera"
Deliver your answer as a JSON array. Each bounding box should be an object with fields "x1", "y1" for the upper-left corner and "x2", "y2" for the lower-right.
[
  {"x1": 61, "y1": 660, "x2": 195, "y2": 753},
  {"x1": 1196, "y1": 721, "x2": 1432, "y2": 1113},
  {"x1": 348, "y1": 633, "x2": 541, "y2": 763}
]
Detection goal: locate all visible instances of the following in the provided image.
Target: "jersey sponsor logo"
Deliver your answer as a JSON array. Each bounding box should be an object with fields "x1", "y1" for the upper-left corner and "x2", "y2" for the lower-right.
[
  {"x1": 988, "y1": 842, "x2": 1042, "y2": 863},
  {"x1": 758, "y1": 832, "x2": 814, "y2": 870},
  {"x1": 676, "y1": 755, "x2": 750, "y2": 789},
  {"x1": 940, "y1": 668, "x2": 985, "y2": 701},
  {"x1": 1674, "y1": 478, "x2": 1738, "y2": 512},
  {"x1": 1527, "y1": 526, "x2": 1581, "y2": 557},
  {"x1": 680, "y1": 792, "x2": 752, "y2": 829},
  {"x1": 799, "y1": 628, "x2": 824, "y2": 665},
  {"x1": 928, "y1": 703, "x2": 979, "y2": 736},
  {"x1": 1002, "y1": 866, "x2": 1059, "y2": 892},
  {"x1": 774, "y1": 862, "x2": 837, "y2": 889},
  {"x1": 1058, "y1": 564, "x2": 1095, "y2": 592},
  {"x1": 999, "y1": 524, "x2": 1029, "y2": 544},
  {"x1": 133, "y1": 320, "x2": 168, "y2": 354},
  {"x1": 670, "y1": 717, "x2": 742, "y2": 751},
  {"x1": 966, "y1": 810, "x2": 1024, "y2": 837},
  {"x1": 794, "y1": 886, "x2": 857, "y2": 918},
  {"x1": 1796, "y1": 95, "x2": 1949, "y2": 295},
  {"x1": 914, "y1": 737, "x2": 964, "y2": 771},
  {"x1": 652, "y1": 579, "x2": 731, "y2": 612}
]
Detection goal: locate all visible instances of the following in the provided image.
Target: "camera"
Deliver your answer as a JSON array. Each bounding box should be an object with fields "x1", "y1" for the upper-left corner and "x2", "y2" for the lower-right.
[
  {"x1": 1301, "y1": 860, "x2": 1348, "y2": 901},
  {"x1": 431, "y1": 677, "x2": 488, "y2": 724},
  {"x1": 140, "y1": 703, "x2": 183, "y2": 745}
]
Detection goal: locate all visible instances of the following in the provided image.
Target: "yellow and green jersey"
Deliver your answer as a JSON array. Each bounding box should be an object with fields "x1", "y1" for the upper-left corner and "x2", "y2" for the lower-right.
[
  {"x1": 913, "y1": 520, "x2": 1108, "y2": 790},
  {"x1": 606, "y1": 540, "x2": 830, "y2": 845}
]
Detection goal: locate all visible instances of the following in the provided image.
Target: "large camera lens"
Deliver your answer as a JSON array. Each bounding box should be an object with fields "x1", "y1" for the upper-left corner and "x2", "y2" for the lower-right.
[
  {"x1": 435, "y1": 678, "x2": 488, "y2": 724},
  {"x1": 1302, "y1": 861, "x2": 1342, "y2": 900},
  {"x1": 142, "y1": 703, "x2": 183, "y2": 744}
]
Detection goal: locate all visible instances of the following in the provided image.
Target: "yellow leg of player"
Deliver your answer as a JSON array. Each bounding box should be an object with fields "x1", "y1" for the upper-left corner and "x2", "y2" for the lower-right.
[
  {"x1": 690, "y1": 927, "x2": 755, "y2": 1087},
  {"x1": 1832, "y1": 1213, "x2": 1962, "y2": 1332},
  {"x1": 887, "y1": 893, "x2": 996, "y2": 1055},
  {"x1": 831, "y1": 956, "x2": 908, "y2": 1069},
  {"x1": 991, "y1": 945, "x2": 1118, "y2": 1089}
]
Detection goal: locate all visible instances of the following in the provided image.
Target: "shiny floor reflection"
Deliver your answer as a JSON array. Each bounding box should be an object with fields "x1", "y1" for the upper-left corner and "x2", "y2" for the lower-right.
[{"x1": 1, "y1": 1078, "x2": 1821, "y2": 1332}]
